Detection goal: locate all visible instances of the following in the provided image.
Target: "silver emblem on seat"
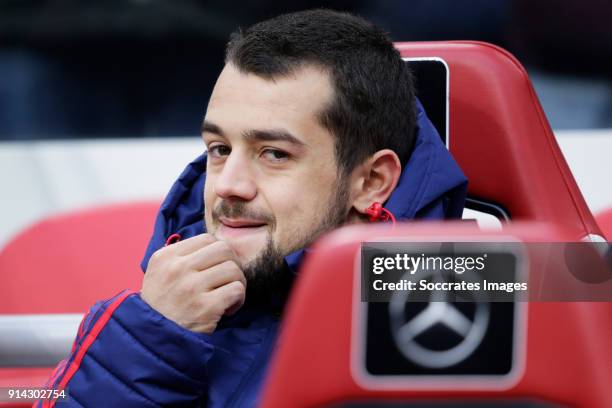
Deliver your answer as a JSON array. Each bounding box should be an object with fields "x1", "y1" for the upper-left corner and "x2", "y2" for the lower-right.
[{"x1": 389, "y1": 268, "x2": 490, "y2": 369}]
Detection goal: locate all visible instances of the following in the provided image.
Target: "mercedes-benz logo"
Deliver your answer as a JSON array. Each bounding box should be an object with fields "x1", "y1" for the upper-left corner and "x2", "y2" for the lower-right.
[{"x1": 389, "y1": 267, "x2": 490, "y2": 369}]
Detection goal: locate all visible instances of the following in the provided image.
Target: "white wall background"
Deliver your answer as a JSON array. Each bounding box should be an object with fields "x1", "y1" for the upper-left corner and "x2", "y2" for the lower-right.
[{"x1": 0, "y1": 131, "x2": 611, "y2": 247}]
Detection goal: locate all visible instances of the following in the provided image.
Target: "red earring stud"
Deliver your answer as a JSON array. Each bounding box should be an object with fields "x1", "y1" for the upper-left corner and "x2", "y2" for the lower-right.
[{"x1": 365, "y1": 202, "x2": 396, "y2": 226}]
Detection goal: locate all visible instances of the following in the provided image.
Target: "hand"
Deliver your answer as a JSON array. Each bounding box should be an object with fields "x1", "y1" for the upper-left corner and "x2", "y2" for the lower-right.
[{"x1": 141, "y1": 234, "x2": 246, "y2": 334}]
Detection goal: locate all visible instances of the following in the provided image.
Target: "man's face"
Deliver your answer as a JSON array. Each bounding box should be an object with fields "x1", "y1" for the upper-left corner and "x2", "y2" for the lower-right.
[{"x1": 203, "y1": 64, "x2": 349, "y2": 277}]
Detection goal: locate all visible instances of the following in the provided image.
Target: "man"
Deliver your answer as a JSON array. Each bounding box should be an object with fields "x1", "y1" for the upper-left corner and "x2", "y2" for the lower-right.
[{"x1": 39, "y1": 9, "x2": 467, "y2": 407}]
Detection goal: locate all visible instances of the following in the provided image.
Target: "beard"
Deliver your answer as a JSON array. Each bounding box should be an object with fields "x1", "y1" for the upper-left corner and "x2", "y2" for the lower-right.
[{"x1": 207, "y1": 177, "x2": 350, "y2": 309}]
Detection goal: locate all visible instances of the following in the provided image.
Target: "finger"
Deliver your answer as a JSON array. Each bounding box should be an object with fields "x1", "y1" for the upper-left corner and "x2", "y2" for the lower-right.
[
  {"x1": 181, "y1": 261, "x2": 247, "y2": 293},
  {"x1": 186, "y1": 240, "x2": 239, "y2": 271},
  {"x1": 170, "y1": 233, "x2": 217, "y2": 256},
  {"x1": 210, "y1": 280, "x2": 246, "y2": 316},
  {"x1": 187, "y1": 260, "x2": 246, "y2": 291}
]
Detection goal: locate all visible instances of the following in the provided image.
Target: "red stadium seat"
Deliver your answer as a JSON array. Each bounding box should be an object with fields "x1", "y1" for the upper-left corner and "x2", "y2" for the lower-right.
[
  {"x1": 396, "y1": 41, "x2": 602, "y2": 239},
  {"x1": 261, "y1": 223, "x2": 612, "y2": 407},
  {"x1": 0, "y1": 201, "x2": 159, "y2": 314}
]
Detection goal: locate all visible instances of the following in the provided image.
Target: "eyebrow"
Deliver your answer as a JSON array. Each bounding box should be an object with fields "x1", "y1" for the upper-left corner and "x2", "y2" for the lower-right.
[
  {"x1": 202, "y1": 120, "x2": 306, "y2": 148},
  {"x1": 201, "y1": 120, "x2": 224, "y2": 136},
  {"x1": 243, "y1": 129, "x2": 306, "y2": 147}
]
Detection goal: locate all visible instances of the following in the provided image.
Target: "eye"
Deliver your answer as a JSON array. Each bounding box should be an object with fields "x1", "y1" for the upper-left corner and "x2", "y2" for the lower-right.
[
  {"x1": 209, "y1": 144, "x2": 231, "y2": 158},
  {"x1": 261, "y1": 148, "x2": 289, "y2": 163}
]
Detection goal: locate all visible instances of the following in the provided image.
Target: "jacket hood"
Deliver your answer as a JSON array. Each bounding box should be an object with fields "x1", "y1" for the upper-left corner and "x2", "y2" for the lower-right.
[{"x1": 140, "y1": 100, "x2": 468, "y2": 272}]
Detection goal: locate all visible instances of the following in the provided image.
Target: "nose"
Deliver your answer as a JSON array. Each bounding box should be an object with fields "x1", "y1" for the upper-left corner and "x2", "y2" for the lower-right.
[{"x1": 213, "y1": 150, "x2": 257, "y2": 201}]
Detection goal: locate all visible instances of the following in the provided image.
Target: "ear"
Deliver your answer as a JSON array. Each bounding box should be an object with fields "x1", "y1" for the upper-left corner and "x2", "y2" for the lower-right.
[{"x1": 348, "y1": 149, "x2": 402, "y2": 221}]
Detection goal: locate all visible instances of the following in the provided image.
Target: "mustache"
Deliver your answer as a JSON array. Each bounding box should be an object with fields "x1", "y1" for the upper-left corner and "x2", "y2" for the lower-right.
[{"x1": 212, "y1": 201, "x2": 275, "y2": 225}]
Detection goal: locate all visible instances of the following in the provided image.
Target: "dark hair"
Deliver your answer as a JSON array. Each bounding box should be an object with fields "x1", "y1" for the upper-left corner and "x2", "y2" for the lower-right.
[{"x1": 225, "y1": 9, "x2": 416, "y2": 175}]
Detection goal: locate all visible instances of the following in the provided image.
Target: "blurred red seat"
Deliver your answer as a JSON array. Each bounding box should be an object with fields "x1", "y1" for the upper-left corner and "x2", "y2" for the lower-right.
[
  {"x1": 261, "y1": 223, "x2": 612, "y2": 408},
  {"x1": 0, "y1": 201, "x2": 159, "y2": 314}
]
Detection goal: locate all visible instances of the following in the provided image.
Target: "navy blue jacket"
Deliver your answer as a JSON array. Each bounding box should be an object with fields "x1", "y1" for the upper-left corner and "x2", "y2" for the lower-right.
[{"x1": 39, "y1": 101, "x2": 467, "y2": 407}]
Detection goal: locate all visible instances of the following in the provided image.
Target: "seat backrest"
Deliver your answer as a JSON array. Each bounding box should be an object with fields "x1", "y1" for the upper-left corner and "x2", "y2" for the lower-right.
[
  {"x1": 260, "y1": 223, "x2": 612, "y2": 408},
  {"x1": 0, "y1": 201, "x2": 159, "y2": 314},
  {"x1": 395, "y1": 41, "x2": 600, "y2": 238}
]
